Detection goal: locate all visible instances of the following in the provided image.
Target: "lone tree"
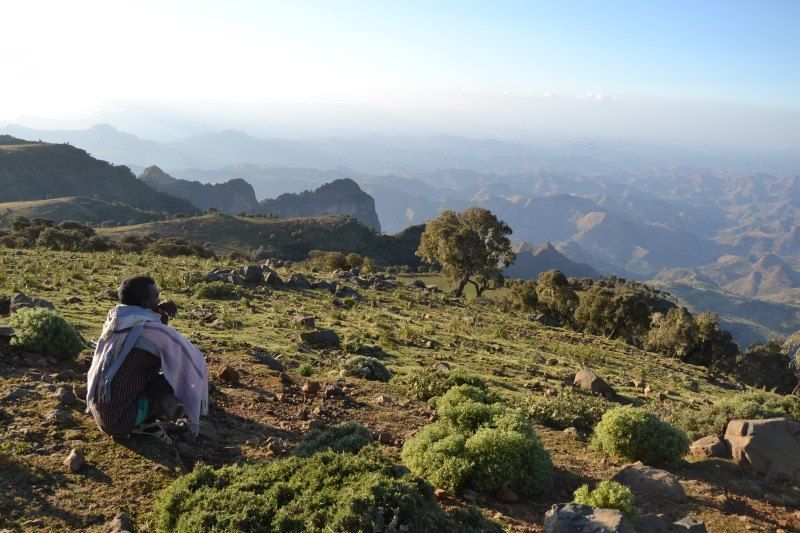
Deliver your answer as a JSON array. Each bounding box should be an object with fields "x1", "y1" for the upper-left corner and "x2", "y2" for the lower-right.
[{"x1": 416, "y1": 207, "x2": 515, "y2": 297}]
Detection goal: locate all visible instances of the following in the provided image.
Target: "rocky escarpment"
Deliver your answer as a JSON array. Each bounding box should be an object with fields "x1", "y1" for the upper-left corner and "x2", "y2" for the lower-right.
[
  {"x1": 138, "y1": 166, "x2": 260, "y2": 214},
  {"x1": 260, "y1": 179, "x2": 382, "y2": 232}
]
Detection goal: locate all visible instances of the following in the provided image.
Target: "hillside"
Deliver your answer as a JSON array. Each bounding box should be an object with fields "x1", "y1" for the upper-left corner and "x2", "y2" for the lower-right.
[
  {"x1": 505, "y1": 242, "x2": 601, "y2": 280},
  {"x1": 98, "y1": 213, "x2": 415, "y2": 265},
  {"x1": 138, "y1": 166, "x2": 260, "y2": 214},
  {"x1": 0, "y1": 197, "x2": 163, "y2": 227},
  {"x1": 650, "y1": 271, "x2": 800, "y2": 348},
  {"x1": 1, "y1": 247, "x2": 797, "y2": 532},
  {"x1": 0, "y1": 140, "x2": 196, "y2": 215}
]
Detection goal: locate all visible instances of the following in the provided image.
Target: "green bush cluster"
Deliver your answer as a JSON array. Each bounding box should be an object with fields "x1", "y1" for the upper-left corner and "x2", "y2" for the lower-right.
[
  {"x1": 573, "y1": 481, "x2": 639, "y2": 518},
  {"x1": 152, "y1": 447, "x2": 501, "y2": 532},
  {"x1": 402, "y1": 369, "x2": 487, "y2": 401},
  {"x1": 672, "y1": 390, "x2": 800, "y2": 440},
  {"x1": 340, "y1": 356, "x2": 393, "y2": 382},
  {"x1": 402, "y1": 385, "x2": 553, "y2": 498},
  {"x1": 590, "y1": 406, "x2": 689, "y2": 464},
  {"x1": 294, "y1": 422, "x2": 372, "y2": 457},
  {"x1": 525, "y1": 391, "x2": 610, "y2": 431},
  {"x1": 9, "y1": 308, "x2": 84, "y2": 361},
  {"x1": 194, "y1": 281, "x2": 241, "y2": 300}
]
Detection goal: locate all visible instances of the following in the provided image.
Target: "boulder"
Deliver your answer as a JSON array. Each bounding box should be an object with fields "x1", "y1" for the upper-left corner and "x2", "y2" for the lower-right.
[
  {"x1": 611, "y1": 461, "x2": 686, "y2": 503},
  {"x1": 243, "y1": 265, "x2": 264, "y2": 283},
  {"x1": 411, "y1": 279, "x2": 426, "y2": 289},
  {"x1": 543, "y1": 503, "x2": 635, "y2": 533},
  {"x1": 300, "y1": 328, "x2": 340, "y2": 348},
  {"x1": 288, "y1": 273, "x2": 311, "y2": 289},
  {"x1": 724, "y1": 417, "x2": 800, "y2": 485},
  {"x1": 101, "y1": 513, "x2": 133, "y2": 533},
  {"x1": 252, "y1": 351, "x2": 285, "y2": 371},
  {"x1": 293, "y1": 316, "x2": 315, "y2": 329},
  {"x1": 10, "y1": 293, "x2": 55, "y2": 313},
  {"x1": 264, "y1": 271, "x2": 283, "y2": 286},
  {"x1": 574, "y1": 367, "x2": 615, "y2": 397},
  {"x1": 55, "y1": 386, "x2": 77, "y2": 407},
  {"x1": 218, "y1": 365, "x2": 241, "y2": 383},
  {"x1": 301, "y1": 381, "x2": 321, "y2": 395},
  {"x1": 64, "y1": 449, "x2": 83, "y2": 473},
  {"x1": 689, "y1": 435, "x2": 729, "y2": 459},
  {"x1": 334, "y1": 285, "x2": 362, "y2": 300}
]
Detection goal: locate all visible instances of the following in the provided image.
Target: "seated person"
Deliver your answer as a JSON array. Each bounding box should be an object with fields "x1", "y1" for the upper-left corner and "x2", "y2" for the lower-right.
[{"x1": 86, "y1": 275, "x2": 208, "y2": 443}]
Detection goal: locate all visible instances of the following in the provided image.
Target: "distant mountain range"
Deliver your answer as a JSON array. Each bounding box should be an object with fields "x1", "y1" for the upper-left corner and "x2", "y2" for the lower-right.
[{"x1": 505, "y1": 242, "x2": 600, "y2": 280}]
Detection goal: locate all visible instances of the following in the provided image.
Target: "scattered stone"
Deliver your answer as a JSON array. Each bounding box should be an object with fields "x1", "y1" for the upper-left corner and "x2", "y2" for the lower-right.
[
  {"x1": 612, "y1": 461, "x2": 686, "y2": 503},
  {"x1": 293, "y1": 316, "x2": 315, "y2": 328},
  {"x1": 65, "y1": 296, "x2": 83, "y2": 304},
  {"x1": 724, "y1": 417, "x2": 800, "y2": 485},
  {"x1": 376, "y1": 395, "x2": 393, "y2": 405},
  {"x1": 432, "y1": 361, "x2": 450, "y2": 372},
  {"x1": 198, "y1": 420, "x2": 218, "y2": 441},
  {"x1": 265, "y1": 271, "x2": 283, "y2": 286},
  {"x1": 218, "y1": 365, "x2": 241, "y2": 383},
  {"x1": 45, "y1": 408, "x2": 74, "y2": 427},
  {"x1": 307, "y1": 419, "x2": 325, "y2": 430},
  {"x1": 302, "y1": 381, "x2": 321, "y2": 395},
  {"x1": 496, "y1": 485, "x2": 518, "y2": 503},
  {"x1": 287, "y1": 273, "x2": 311, "y2": 289},
  {"x1": 545, "y1": 388, "x2": 558, "y2": 397},
  {"x1": 643, "y1": 385, "x2": 653, "y2": 395},
  {"x1": 690, "y1": 435, "x2": 729, "y2": 458},
  {"x1": 2, "y1": 387, "x2": 35, "y2": 402},
  {"x1": 10, "y1": 293, "x2": 55, "y2": 313},
  {"x1": 375, "y1": 431, "x2": 393, "y2": 444},
  {"x1": 55, "y1": 386, "x2": 77, "y2": 406},
  {"x1": 562, "y1": 427, "x2": 580, "y2": 439},
  {"x1": 324, "y1": 385, "x2": 343, "y2": 397},
  {"x1": 101, "y1": 513, "x2": 133, "y2": 533},
  {"x1": 412, "y1": 279, "x2": 426, "y2": 289},
  {"x1": 632, "y1": 378, "x2": 646, "y2": 389},
  {"x1": 462, "y1": 489, "x2": 479, "y2": 503},
  {"x1": 244, "y1": 265, "x2": 264, "y2": 283},
  {"x1": 252, "y1": 350, "x2": 285, "y2": 371},
  {"x1": 279, "y1": 372, "x2": 293, "y2": 385},
  {"x1": 300, "y1": 328, "x2": 340, "y2": 348},
  {"x1": 543, "y1": 503, "x2": 635, "y2": 533},
  {"x1": 64, "y1": 449, "x2": 83, "y2": 473},
  {"x1": 530, "y1": 313, "x2": 558, "y2": 327},
  {"x1": 0, "y1": 326, "x2": 13, "y2": 343},
  {"x1": 638, "y1": 513, "x2": 707, "y2": 532},
  {"x1": 574, "y1": 367, "x2": 615, "y2": 397}
]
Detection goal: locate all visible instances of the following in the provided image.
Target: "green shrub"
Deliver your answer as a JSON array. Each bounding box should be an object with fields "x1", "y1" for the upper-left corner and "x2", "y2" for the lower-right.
[
  {"x1": 672, "y1": 390, "x2": 800, "y2": 440},
  {"x1": 402, "y1": 385, "x2": 553, "y2": 498},
  {"x1": 294, "y1": 422, "x2": 372, "y2": 457},
  {"x1": 591, "y1": 407, "x2": 689, "y2": 464},
  {"x1": 526, "y1": 391, "x2": 610, "y2": 431},
  {"x1": 9, "y1": 308, "x2": 84, "y2": 361},
  {"x1": 194, "y1": 281, "x2": 241, "y2": 300},
  {"x1": 341, "y1": 356, "x2": 393, "y2": 382},
  {"x1": 298, "y1": 363, "x2": 314, "y2": 377},
  {"x1": 403, "y1": 369, "x2": 487, "y2": 401},
  {"x1": 152, "y1": 447, "x2": 501, "y2": 532},
  {"x1": 573, "y1": 481, "x2": 639, "y2": 518}
]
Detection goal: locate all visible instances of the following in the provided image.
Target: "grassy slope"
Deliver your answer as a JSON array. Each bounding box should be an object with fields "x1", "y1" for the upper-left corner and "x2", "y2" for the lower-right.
[
  {"x1": 0, "y1": 197, "x2": 163, "y2": 227},
  {"x1": 0, "y1": 248, "x2": 796, "y2": 532}
]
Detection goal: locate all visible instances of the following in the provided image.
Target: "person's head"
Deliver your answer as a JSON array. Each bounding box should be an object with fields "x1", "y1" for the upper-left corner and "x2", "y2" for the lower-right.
[{"x1": 118, "y1": 275, "x2": 159, "y2": 311}]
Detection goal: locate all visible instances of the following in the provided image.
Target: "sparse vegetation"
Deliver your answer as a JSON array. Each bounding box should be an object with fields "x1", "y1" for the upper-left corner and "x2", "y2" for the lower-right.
[
  {"x1": 573, "y1": 480, "x2": 639, "y2": 519},
  {"x1": 293, "y1": 422, "x2": 372, "y2": 457},
  {"x1": 194, "y1": 281, "x2": 241, "y2": 300},
  {"x1": 591, "y1": 406, "x2": 689, "y2": 464}
]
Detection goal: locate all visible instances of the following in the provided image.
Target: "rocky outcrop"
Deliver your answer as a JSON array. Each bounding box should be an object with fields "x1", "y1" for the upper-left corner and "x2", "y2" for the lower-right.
[
  {"x1": 139, "y1": 166, "x2": 260, "y2": 214},
  {"x1": 543, "y1": 503, "x2": 635, "y2": 532},
  {"x1": 724, "y1": 417, "x2": 800, "y2": 485},
  {"x1": 260, "y1": 179, "x2": 381, "y2": 232},
  {"x1": 689, "y1": 435, "x2": 729, "y2": 458},
  {"x1": 574, "y1": 367, "x2": 615, "y2": 397},
  {"x1": 611, "y1": 461, "x2": 686, "y2": 503}
]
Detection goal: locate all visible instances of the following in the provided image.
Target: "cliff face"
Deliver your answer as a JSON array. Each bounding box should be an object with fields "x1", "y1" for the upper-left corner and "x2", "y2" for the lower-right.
[
  {"x1": 0, "y1": 142, "x2": 196, "y2": 214},
  {"x1": 138, "y1": 166, "x2": 259, "y2": 214},
  {"x1": 260, "y1": 179, "x2": 382, "y2": 232}
]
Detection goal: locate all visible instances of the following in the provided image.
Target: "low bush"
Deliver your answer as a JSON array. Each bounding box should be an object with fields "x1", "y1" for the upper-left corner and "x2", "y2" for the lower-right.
[
  {"x1": 526, "y1": 391, "x2": 610, "y2": 431},
  {"x1": 152, "y1": 447, "x2": 501, "y2": 532},
  {"x1": 590, "y1": 406, "x2": 689, "y2": 464},
  {"x1": 9, "y1": 308, "x2": 84, "y2": 361},
  {"x1": 672, "y1": 390, "x2": 800, "y2": 440},
  {"x1": 573, "y1": 481, "x2": 639, "y2": 518},
  {"x1": 403, "y1": 369, "x2": 487, "y2": 401},
  {"x1": 294, "y1": 422, "x2": 372, "y2": 457},
  {"x1": 341, "y1": 356, "x2": 393, "y2": 382},
  {"x1": 402, "y1": 385, "x2": 553, "y2": 498},
  {"x1": 194, "y1": 281, "x2": 241, "y2": 300}
]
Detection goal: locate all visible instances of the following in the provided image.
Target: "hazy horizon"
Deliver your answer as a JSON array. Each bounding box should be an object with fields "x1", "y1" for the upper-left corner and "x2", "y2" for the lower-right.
[{"x1": 3, "y1": 1, "x2": 799, "y2": 150}]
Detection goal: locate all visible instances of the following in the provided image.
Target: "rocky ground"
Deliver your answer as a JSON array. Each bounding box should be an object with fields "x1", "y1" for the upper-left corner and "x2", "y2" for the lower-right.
[{"x1": 1, "y1": 248, "x2": 799, "y2": 532}]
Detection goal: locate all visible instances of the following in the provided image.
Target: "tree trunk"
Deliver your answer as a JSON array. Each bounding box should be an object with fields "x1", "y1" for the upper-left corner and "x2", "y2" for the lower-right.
[{"x1": 454, "y1": 277, "x2": 469, "y2": 297}]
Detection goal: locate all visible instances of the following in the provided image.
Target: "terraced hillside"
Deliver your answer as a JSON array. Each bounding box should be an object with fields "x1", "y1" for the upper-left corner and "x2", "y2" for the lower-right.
[{"x1": 1, "y1": 248, "x2": 798, "y2": 531}]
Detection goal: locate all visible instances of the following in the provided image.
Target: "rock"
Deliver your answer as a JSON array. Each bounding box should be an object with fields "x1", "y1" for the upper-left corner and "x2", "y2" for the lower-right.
[
  {"x1": 64, "y1": 449, "x2": 83, "y2": 473},
  {"x1": 632, "y1": 378, "x2": 646, "y2": 389},
  {"x1": 462, "y1": 488, "x2": 479, "y2": 503},
  {"x1": 690, "y1": 435, "x2": 729, "y2": 458},
  {"x1": 244, "y1": 265, "x2": 264, "y2": 283},
  {"x1": 10, "y1": 293, "x2": 55, "y2": 313},
  {"x1": 55, "y1": 386, "x2": 77, "y2": 406},
  {"x1": 264, "y1": 271, "x2": 283, "y2": 286},
  {"x1": 612, "y1": 461, "x2": 686, "y2": 503},
  {"x1": 0, "y1": 326, "x2": 13, "y2": 342},
  {"x1": 287, "y1": 273, "x2": 311, "y2": 289},
  {"x1": 496, "y1": 485, "x2": 518, "y2": 503},
  {"x1": 307, "y1": 419, "x2": 325, "y2": 430},
  {"x1": 638, "y1": 513, "x2": 708, "y2": 532},
  {"x1": 279, "y1": 372, "x2": 293, "y2": 385},
  {"x1": 376, "y1": 395, "x2": 393, "y2": 405},
  {"x1": 562, "y1": 427, "x2": 580, "y2": 439},
  {"x1": 300, "y1": 328, "x2": 340, "y2": 348},
  {"x1": 2, "y1": 387, "x2": 35, "y2": 402},
  {"x1": 293, "y1": 315, "x2": 315, "y2": 328},
  {"x1": 45, "y1": 408, "x2": 74, "y2": 427},
  {"x1": 643, "y1": 385, "x2": 653, "y2": 395},
  {"x1": 674, "y1": 514, "x2": 707, "y2": 532},
  {"x1": 101, "y1": 513, "x2": 133, "y2": 533},
  {"x1": 434, "y1": 488, "x2": 446, "y2": 497},
  {"x1": 530, "y1": 313, "x2": 558, "y2": 327},
  {"x1": 545, "y1": 388, "x2": 558, "y2": 397},
  {"x1": 375, "y1": 430, "x2": 393, "y2": 444},
  {"x1": 334, "y1": 285, "x2": 362, "y2": 300},
  {"x1": 543, "y1": 503, "x2": 635, "y2": 533},
  {"x1": 302, "y1": 381, "x2": 321, "y2": 395},
  {"x1": 218, "y1": 365, "x2": 241, "y2": 383},
  {"x1": 412, "y1": 279, "x2": 426, "y2": 289},
  {"x1": 198, "y1": 420, "x2": 218, "y2": 441},
  {"x1": 432, "y1": 361, "x2": 451, "y2": 372},
  {"x1": 65, "y1": 296, "x2": 83, "y2": 304},
  {"x1": 324, "y1": 384, "x2": 343, "y2": 397},
  {"x1": 574, "y1": 367, "x2": 615, "y2": 397},
  {"x1": 724, "y1": 417, "x2": 800, "y2": 485}
]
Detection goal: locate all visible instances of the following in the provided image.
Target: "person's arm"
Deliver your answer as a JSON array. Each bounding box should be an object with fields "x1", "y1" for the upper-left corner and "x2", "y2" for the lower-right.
[{"x1": 157, "y1": 301, "x2": 178, "y2": 325}]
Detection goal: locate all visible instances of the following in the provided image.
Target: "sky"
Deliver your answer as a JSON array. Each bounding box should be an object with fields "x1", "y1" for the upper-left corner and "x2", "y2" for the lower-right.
[{"x1": 1, "y1": 0, "x2": 799, "y2": 147}]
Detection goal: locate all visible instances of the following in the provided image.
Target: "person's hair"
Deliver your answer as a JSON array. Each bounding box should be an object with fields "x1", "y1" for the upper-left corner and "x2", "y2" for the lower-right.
[{"x1": 118, "y1": 275, "x2": 157, "y2": 307}]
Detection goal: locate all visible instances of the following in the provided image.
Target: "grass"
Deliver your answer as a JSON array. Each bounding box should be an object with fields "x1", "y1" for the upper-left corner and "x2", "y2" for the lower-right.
[{"x1": 0, "y1": 246, "x2": 795, "y2": 532}]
